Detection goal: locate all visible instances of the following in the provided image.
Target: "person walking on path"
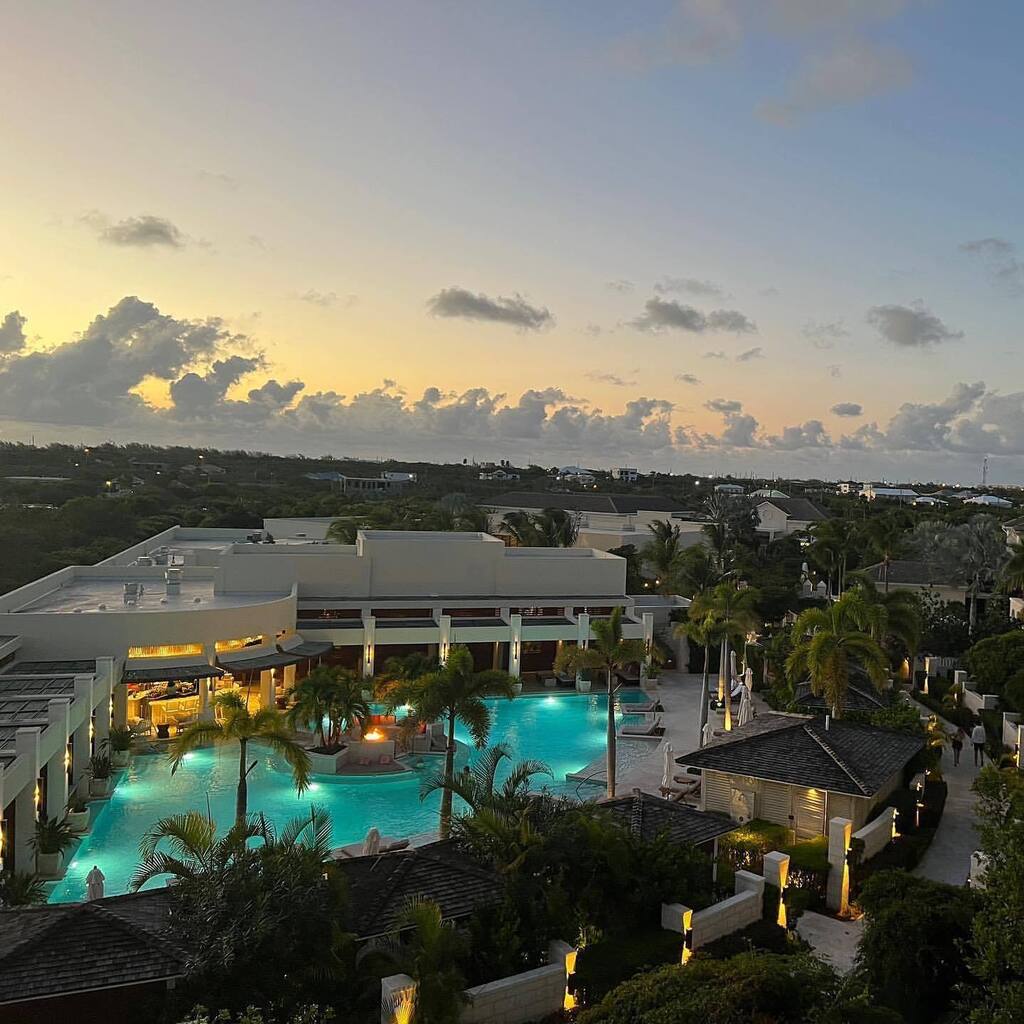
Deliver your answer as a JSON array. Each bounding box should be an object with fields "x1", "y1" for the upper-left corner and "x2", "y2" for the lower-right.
[
  {"x1": 951, "y1": 727, "x2": 965, "y2": 766},
  {"x1": 971, "y1": 722, "x2": 987, "y2": 767}
]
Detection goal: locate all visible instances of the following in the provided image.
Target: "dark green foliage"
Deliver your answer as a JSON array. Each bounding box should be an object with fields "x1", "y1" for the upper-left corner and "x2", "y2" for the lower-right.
[
  {"x1": 856, "y1": 870, "x2": 979, "y2": 1024},
  {"x1": 966, "y1": 629, "x2": 1024, "y2": 703},
  {"x1": 577, "y1": 952, "x2": 839, "y2": 1024},
  {"x1": 573, "y1": 928, "x2": 685, "y2": 1004},
  {"x1": 698, "y1": 919, "x2": 803, "y2": 959}
]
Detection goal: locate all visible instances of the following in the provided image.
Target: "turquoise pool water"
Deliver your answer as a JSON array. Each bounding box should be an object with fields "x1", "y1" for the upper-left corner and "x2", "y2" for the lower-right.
[{"x1": 49, "y1": 692, "x2": 650, "y2": 902}]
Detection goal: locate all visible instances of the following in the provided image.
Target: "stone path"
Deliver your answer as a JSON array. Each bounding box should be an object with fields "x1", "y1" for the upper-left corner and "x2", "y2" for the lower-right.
[
  {"x1": 911, "y1": 700, "x2": 981, "y2": 886},
  {"x1": 795, "y1": 912, "x2": 863, "y2": 974}
]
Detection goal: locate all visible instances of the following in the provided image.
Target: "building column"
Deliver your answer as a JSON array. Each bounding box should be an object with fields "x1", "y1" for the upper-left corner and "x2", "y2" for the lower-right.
[
  {"x1": 283, "y1": 663, "x2": 297, "y2": 693},
  {"x1": 14, "y1": 729, "x2": 41, "y2": 874},
  {"x1": 71, "y1": 676, "x2": 94, "y2": 791},
  {"x1": 640, "y1": 612, "x2": 655, "y2": 682},
  {"x1": 44, "y1": 700, "x2": 71, "y2": 823},
  {"x1": 509, "y1": 614, "x2": 523, "y2": 678},
  {"x1": 362, "y1": 615, "x2": 376, "y2": 678},
  {"x1": 259, "y1": 669, "x2": 275, "y2": 710},
  {"x1": 826, "y1": 817, "x2": 853, "y2": 914},
  {"x1": 198, "y1": 676, "x2": 211, "y2": 720},
  {"x1": 575, "y1": 613, "x2": 590, "y2": 684},
  {"x1": 438, "y1": 614, "x2": 452, "y2": 665}
]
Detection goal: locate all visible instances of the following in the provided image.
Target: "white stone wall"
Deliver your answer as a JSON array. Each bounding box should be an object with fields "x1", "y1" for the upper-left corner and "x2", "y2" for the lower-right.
[
  {"x1": 690, "y1": 889, "x2": 762, "y2": 947},
  {"x1": 462, "y1": 963, "x2": 566, "y2": 1024},
  {"x1": 852, "y1": 807, "x2": 896, "y2": 862}
]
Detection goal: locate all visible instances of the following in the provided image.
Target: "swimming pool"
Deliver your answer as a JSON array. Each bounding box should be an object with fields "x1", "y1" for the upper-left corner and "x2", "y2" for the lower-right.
[{"x1": 49, "y1": 691, "x2": 652, "y2": 902}]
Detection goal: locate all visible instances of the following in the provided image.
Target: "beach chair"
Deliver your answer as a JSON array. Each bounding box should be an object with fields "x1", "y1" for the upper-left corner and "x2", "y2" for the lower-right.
[{"x1": 620, "y1": 715, "x2": 662, "y2": 737}]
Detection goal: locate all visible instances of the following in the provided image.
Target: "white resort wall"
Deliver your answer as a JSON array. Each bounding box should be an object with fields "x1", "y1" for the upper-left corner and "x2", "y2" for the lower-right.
[{"x1": 852, "y1": 807, "x2": 897, "y2": 862}]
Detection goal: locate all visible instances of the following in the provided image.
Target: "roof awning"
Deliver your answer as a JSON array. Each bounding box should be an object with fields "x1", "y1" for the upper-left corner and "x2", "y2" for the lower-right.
[
  {"x1": 217, "y1": 650, "x2": 304, "y2": 674},
  {"x1": 122, "y1": 663, "x2": 225, "y2": 684},
  {"x1": 280, "y1": 638, "x2": 333, "y2": 658}
]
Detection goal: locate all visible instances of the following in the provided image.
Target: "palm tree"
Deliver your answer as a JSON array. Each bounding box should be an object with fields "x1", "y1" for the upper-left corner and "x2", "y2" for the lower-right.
[
  {"x1": 430, "y1": 494, "x2": 490, "y2": 533},
  {"x1": 1000, "y1": 541, "x2": 1024, "y2": 597},
  {"x1": 674, "y1": 611, "x2": 721, "y2": 744},
  {"x1": 689, "y1": 582, "x2": 761, "y2": 730},
  {"x1": 848, "y1": 576, "x2": 922, "y2": 670},
  {"x1": 553, "y1": 607, "x2": 647, "y2": 798},
  {"x1": 498, "y1": 510, "x2": 540, "y2": 546},
  {"x1": 381, "y1": 651, "x2": 439, "y2": 683},
  {"x1": 808, "y1": 519, "x2": 857, "y2": 597},
  {"x1": 383, "y1": 645, "x2": 516, "y2": 838},
  {"x1": 169, "y1": 691, "x2": 312, "y2": 828},
  {"x1": 326, "y1": 518, "x2": 360, "y2": 543},
  {"x1": 421, "y1": 744, "x2": 552, "y2": 872},
  {"x1": 786, "y1": 590, "x2": 890, "y2": 717},
  {"x1": 380, "y1": 898, "x2": 468, "y2": 1024},
  {"x1": 640, "y1": 519, "x2": 684, "y2": 592},
  {"x1": 673, "y1": 544, "x2": 723, "y2": 600},
  {"x1": 534, "y1": 507, "x2": 580, "y2": 547},
  {"x1": 0, "y1": 870, "x2": 47, "y2": 907},
  {"x1": 287, "y1": 665, "x2": 370, "y2": 751},
  {"x1": 130, "y1": 805, "x2": 332, "y2": 890},
  {"x1": 862, "y1": 516, "x2": 906, "y2": 593}
]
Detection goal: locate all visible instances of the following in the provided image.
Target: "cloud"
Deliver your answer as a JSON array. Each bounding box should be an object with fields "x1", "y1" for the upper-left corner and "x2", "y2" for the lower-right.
[
  {"x1": 960, "y1": 237, "x2": 1024, "y2": 296},
  {"x1": 293, "y1": 289, "x2": 356, "y2": 308},
  {"x1": 831, "y1": 401, "x2": 863, "y2": 417},
  {"x1": 586, "y1": 372, "x2": 637, "y2": 387},
  {"x1": 759, "y1": 38, "x2": 912, "y2": 123},
  {"x1": 704, "y1": 350, "x2": 728, "y2": 359},
  {"x1": 0, "y1": 310, "x2": 27, "y2": 354},
  {"x1": 630, "y1": 297, "x2": 756, "y2": 333},
  {"x1": 606, "y1": 279, "x2": 635, "y2": 293},
  {"x1": 85, "y1": 212, "x2": 186, "y2": 248},
  {"x1": 736, "y1": 346, "x2": 764, "y2": 361},
  {"x1": 654, "y1": 276, "x2": 727, "y2": 299},
  {"x1": 612, "y1": 0, "x2": 743, "y2": 69},
  {"x1": 802, "y1": 319, "x2": 849, "y2": 349},
  {"x1": 197, "y1": 170, "x2": 240, "y2": 191},
  {"x1": 675, "y1": 372, "x2": 701, "y2": 384},
  {"x1": 827, "y1": 364, "x2": 843, "y2": 378},
  {"x1": 427, "y1": 287, "x2": 553, "y2": 330},
  {"x1": 583, "y1": 323, "x2": 604, "y2": 337},
  {"x1": 866, "y1": 303, "x2": 963, "y2": 347}
]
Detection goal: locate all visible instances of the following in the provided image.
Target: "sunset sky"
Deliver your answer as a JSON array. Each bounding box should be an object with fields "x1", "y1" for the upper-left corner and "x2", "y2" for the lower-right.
[{"x1": 2, "y1": 1, "x2": 1024, "y2": 482}]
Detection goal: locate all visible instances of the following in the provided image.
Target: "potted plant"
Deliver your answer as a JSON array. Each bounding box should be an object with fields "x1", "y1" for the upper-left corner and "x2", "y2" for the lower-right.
[
  {"x1": 107, "y1": 726, "x2": 133, "y2": 768},
  {"x1": 88, "y1": 753, "x2": 113, "y2": 798},
  {"x1": 576, "y1": 669, "x2": 592, "y2": 694},
  {"x1": 65, "y1": 793, "x2": 90, "y2": 833},
  {"x1": 29, "y1": 816, "x2": 77, "y2": 879},
  {"x1": 511, "y1": 679, "x2": 523, "y2": 696}
]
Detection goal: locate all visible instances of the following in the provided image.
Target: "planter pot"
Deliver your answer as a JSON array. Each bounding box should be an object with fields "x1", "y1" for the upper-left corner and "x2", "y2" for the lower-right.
[
  {"x1": 576, "y1": 679, "x2": 592, "y2": 694},
  {"x1": 36, "y1": 851, "x2": 62, "y2": 879},
  {"x1": 111, "y1": 750, "x2": 130, "y2": 769},
  {"x1": 307, "y1": 746, "x2": 349, "y2": 775},
  {"x1": 511, "y1": 683, "x2": 523, "y2": 696},
  {"x1": 361, "y1": 689, "x2": 373, "y2": 702},
  {"x1": 89, "y1": 777, "x2": 112, "y2": 799},
  {"x1": 66, "y1": 809, "x2": 90, "y2": 833}
]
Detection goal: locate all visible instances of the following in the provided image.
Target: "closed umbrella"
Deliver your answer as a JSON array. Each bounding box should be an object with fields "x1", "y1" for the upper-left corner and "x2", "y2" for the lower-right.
[
  {"x1": 86, "y1": 865, "x2": 105, "y2": 901},
  {"x1": 701, "y1": 720, "x2": 715, "y2": 747},
  {"x1": 737, "y1": 684, "x2": 753, "y2": 726},
  {"x1": 362, "y1": 827, "x2": 382, "y2": 856},
  {"x1": 661, "y1": 743, "x2": 674, "y2": 790}
]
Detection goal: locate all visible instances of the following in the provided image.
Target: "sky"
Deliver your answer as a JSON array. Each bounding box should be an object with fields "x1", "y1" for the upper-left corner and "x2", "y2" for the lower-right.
[{"x1": 2, "y1": 1, "x2": 1024, "y2": 483}]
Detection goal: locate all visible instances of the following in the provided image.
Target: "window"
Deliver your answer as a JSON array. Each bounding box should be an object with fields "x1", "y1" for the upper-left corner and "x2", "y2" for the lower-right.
[
  {"x1": 215, "y1": 635, "x2": 265, "y2": 653},
  {"x1": 127, "y1": 643, "x2": 203, "y2": 659}
]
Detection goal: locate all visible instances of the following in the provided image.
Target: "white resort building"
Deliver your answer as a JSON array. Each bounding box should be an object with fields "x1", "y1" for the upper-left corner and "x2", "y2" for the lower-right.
[{"x1": 0, "y1": 525, "x2": 655, "y2": 875}]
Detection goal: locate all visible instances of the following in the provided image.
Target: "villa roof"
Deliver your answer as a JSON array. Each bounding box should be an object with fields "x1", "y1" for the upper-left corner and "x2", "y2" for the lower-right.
[
  {"x1": 601, "y1": 791, "x2": 738, "y2": 847},
  {"x1": 2, "y1": 659, "x2": 96, "y2": 675},
  {"x1": 860, "y1": 559, "x2": 962, "y2": 588},
  {"x1": 282, "y1": 639, "x2": 333, "y2": 658},
  {"x1": 336, "y1": 841, "x2": 500, "y2": 939},
  {"x1": 0, "y1": 890, "x2": 184, "y2": 1006},
  {"x1": 794, "y1": 680, "x2": 887, "y2": 713},
  {"x1": 758, "y1": 497, "x2": 829, "y2": 523},
  {"x1": 487, "y1": 491, "x2": 683, "y2": 515},
  {"x1": 122, "y1": 663, "x2": 226, "y2": 684},
  {"x1": 216, "y1": 649, "x2": 305, "y2": 673},
  {"x1": 676, "y1": 713, "x2": 923, "y2": 797}
]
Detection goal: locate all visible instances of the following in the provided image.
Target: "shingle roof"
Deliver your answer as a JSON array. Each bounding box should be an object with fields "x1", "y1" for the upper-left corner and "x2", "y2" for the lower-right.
[
  {"x1": 860, "y1": 559, "x2": 962, "y2": 587},
  {"x1": 487, "y1": 491, "x2": 683, "y2": 515},
  {"x1": 601, "y1": 791, "x2": 738, "y2": 846},
  {"x1": 0, "y1": 890, "x2": 184, "y2": 1005},
  {"x1": 3, "y1": 660, "x2": 96, "y2": 675},
  {"x1": 758, "y1": 497, "x2": 829, "y2": 523},
  {"x1": 122, "y1": 663, "x2": 225, "y2": 683},
  {"x1": 676, "y1": 713, "x2": 923, "y2": 797},
  {"x1": 794, "y1": 679, "x2": 886, "y2": 713},
  {"x1": 335, "y1": 841, "x2": 499, "y2": 939}
]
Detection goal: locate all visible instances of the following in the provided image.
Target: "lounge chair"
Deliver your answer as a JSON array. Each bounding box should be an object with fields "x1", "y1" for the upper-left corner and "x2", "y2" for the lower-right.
[
  {"x1": 625, "y1": 700, "x2": 661, "y2": 713},
  {"x1": 620, "y1": 716, "x2": 663, "y2": 737},
  {"x1": 664, "y1": 776, "x2": 701, "y2": 802},
  {"x1": 381, "y1": 838, "x2": 410, "y2": 852}
]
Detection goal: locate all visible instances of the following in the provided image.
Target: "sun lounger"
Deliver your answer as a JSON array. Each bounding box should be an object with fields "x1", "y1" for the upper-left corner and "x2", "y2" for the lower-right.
[
  {"x1": 620, "y1": 716, "x2": 662, "y2": 737},
  {"x1": 382, "y1": 838, "x2": 410, "y2": 852},
  {"x1": 625, "y1": 700, "x2": 661, "y2": 713}
]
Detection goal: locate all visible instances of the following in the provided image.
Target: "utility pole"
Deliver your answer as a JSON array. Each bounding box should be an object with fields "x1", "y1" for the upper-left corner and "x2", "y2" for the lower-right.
[{"x1": 982, "y1": 456, "x2": 988, "y2": 488}]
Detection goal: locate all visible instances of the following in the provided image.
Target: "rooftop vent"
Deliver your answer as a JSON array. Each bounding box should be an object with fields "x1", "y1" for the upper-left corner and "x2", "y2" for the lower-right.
[
  {"x1": 165, "y1": 568, "x2": 182, "y2": 596},
  {"x1": 123, "y1": 582, "x2": 143, "y2": 606},
  {"x1": 136, "y1": 556, "x2": 154, "y2": 567}
]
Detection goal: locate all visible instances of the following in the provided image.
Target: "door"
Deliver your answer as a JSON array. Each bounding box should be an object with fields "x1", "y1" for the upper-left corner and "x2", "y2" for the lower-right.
[{"x1": 793, "y1": 787, "x2": 826, "y2": 839}]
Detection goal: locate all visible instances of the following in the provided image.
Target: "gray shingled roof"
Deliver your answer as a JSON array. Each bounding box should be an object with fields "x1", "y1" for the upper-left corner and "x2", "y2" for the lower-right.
[
  {"x1": 335, "y1": 841, "x2": 499, "y2": 939},
  {"x1": 487, "y1": 491, "x2": 683, "y2": 515},
  {"x1": 794, "y1": 680, "x2": 886, "y2": 713},
  {"x1": 0, "y1": 890, "x2": 183, "y2": 1005},
  {"x1": 758, "y1": 497, "x2": 829, "y2": 523},
  {"x1": 3, "y1": 660, "x2": 96, "y2": 675},
  {"x1": 676, "y1": 713, "x2": 923, "y2": 796},
  {"x1": 860, "y1": 559, "x2": 962, "y2": 587},
  {"x1": 601, "y1": 791, "x2": 738, "y2": 847}
]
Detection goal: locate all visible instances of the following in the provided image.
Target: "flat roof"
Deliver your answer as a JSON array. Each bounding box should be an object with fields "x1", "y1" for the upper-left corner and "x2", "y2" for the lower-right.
[
  {"x1": 11, "y1": 579, "x2": 288, "y2": 614},
  {"x1": 3, "y1": 660, "x2": 95, "y2": 675},
  {"x1": 0, "y1": 676, "x2": 77, "y2": 696}
]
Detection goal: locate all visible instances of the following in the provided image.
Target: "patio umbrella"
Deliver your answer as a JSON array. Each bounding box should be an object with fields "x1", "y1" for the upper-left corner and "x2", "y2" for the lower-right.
[
  {"x1": 86, "y1": 865, "x2": 105, "y2": 901},
  {"x1": 737, "y1": 684, "x2": 753, "y2": 727},
  {"x1": 362, "y1": 827, "x2": 382, "y2": 856},
  {"x1": 701, "y1": 720, "x2": 715, "y2": 747},
  {"x1": 661, "y1": 743, "x2": 674, "y2": 790}
]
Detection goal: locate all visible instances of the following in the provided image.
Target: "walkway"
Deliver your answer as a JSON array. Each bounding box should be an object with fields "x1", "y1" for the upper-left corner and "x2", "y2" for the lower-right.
[
  {"x1": 911, "y1": 700, "x2": 981, "y2": 886},
  {"x1": 796, "y1": 912, "x2": 863, "y2": 975}
]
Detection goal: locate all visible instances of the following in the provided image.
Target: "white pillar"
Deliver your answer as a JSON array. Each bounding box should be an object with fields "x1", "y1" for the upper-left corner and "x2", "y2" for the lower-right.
[
  {"x1": 381, "y1": 973, "x2": 417, "y2": 1024},
  {"x1": 71, "y1": 675, "x2": 94, "y2": 790},
  {"x1": 826, "y1": 817, "x2": 853, "y2": 914},
  {"x1": 93, "y1": 671, "x2": 112, "y2": 753},
  {"x1": 259, "y1": 669, "x2": 275, "y2": 710},
  {"x1": 45, "y1": 699, "x2": 71, "y2": 823},
  {"x1": 575, "y1": 612, "x2": 590, "y2": 685},
  {"x1": 641, "y1": 612, "x2": 655, "y2": 681},
  {"x1": 362, "y1": 615, "x2": 376, "y2": 679},
  {"x1": 438, "y1": 614, "x2": 452, "y2": 665},
  {"x1": 14, "y1": 728, "x2": 41, "y2": 873},
  {"x1": 283, "y1": 663, "x2": 297, "y2": 692},
  {"x1": 509, "y1": 614, "x2": 523, "y2": 678},
  {"x1": 199, "y1": 675, "x2": 211, "y2": 720}
]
